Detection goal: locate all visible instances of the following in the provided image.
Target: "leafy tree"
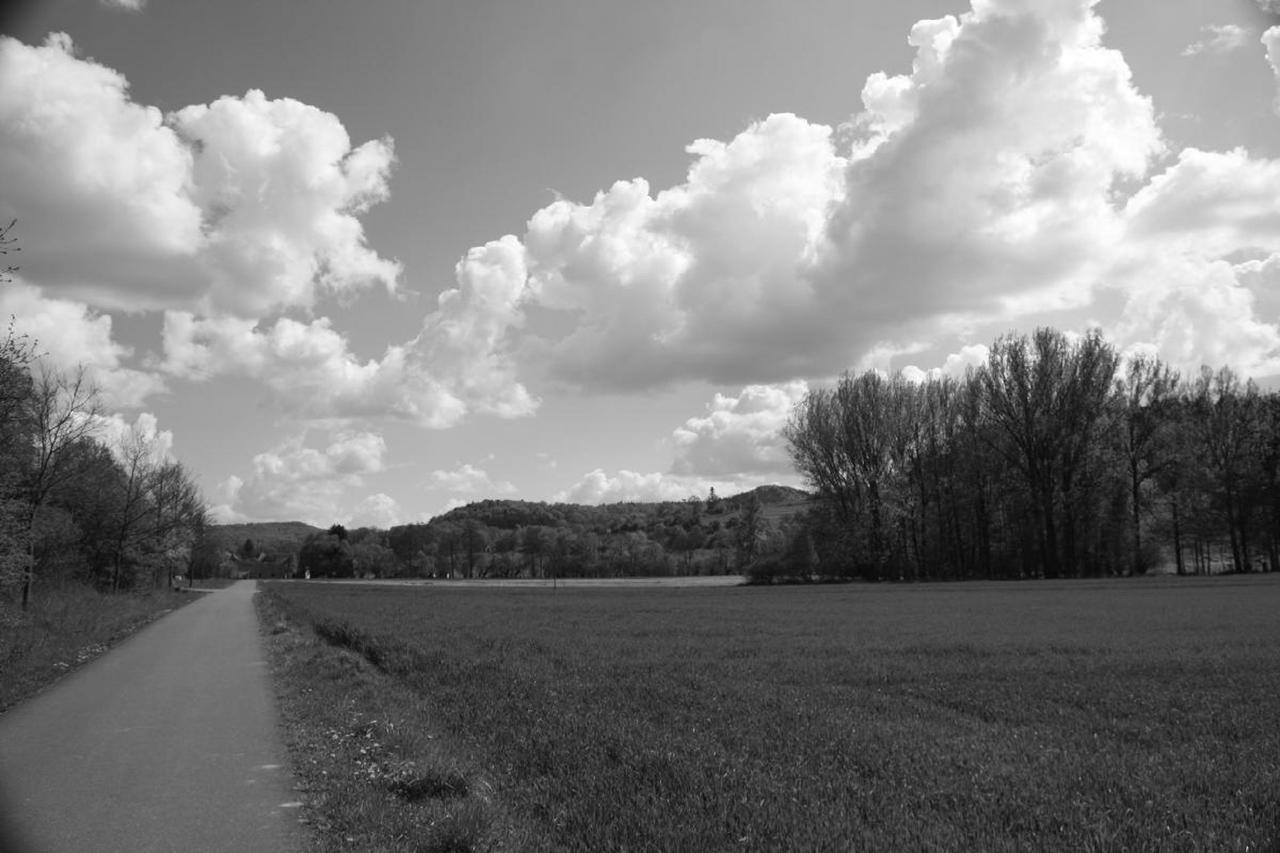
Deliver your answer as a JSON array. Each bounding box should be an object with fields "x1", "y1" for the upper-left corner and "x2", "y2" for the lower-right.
[
  {"x1": 299, "y1": 531, "x2": 355, "y2": 578},
  {"x1": 351, "y1": 542, "x2": 399, "y2": 578},
  {"x1": 387, "y1": 523, "x2": 433, "y2": 565},
  {"x1": 735, "y1": 495, "x2": 763, "y2": 570},
  {"x1": 461, "y1": 518, "x2": 489, "y2": 578},
  {"x1": 520, "y1": 525, "x2": 548, "y2": 577},
  {"x1": 189, "y1": 519, "x2": 223, "y2": 581}
]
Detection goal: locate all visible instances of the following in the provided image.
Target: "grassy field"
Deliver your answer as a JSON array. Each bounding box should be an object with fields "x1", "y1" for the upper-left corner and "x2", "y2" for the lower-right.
[
  {"x1": 0, "y1": 586, "x2": 193, "y2": 711},
  {"x1": 262, "y1": 576, "x2": 1280, "y2": 852}
]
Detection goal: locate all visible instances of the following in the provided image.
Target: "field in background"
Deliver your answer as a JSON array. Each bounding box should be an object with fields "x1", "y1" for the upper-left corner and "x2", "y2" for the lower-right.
[
  {"x1": 264, "y1": 576, "x2": 1280, "y2": 852},
  {"x1": 311, "y1": 575, "x2": 744, "y2": 589}
]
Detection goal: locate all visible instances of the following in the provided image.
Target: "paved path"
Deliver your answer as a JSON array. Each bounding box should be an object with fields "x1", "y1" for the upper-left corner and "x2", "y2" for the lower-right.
[{"x1": 0, "y1": 581, "x2": 301, "y2": 852}]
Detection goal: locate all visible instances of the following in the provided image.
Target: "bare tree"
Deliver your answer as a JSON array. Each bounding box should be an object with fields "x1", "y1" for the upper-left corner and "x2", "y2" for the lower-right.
[
  {"x1": 0, "y1": 222, "x2": 34, "y2": 594},
  {"x1": 21, "y1": 364, "x2": 102, "y2": 608},
  {"x1": 981, "y1": 329, "x2": 1118, "y2": 578},
  {"x1": 104, "y1": 420, "x2": 205, "y2": 592},
  {"x1": 1114, "y1": 355, "x2": 1180, "y2": 574},
  {"x1": 1188, "y1": 367, "x2": 1265, "y2": 573}
]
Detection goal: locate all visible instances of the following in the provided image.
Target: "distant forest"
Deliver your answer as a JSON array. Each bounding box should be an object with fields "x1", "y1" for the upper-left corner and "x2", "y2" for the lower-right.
[{"x1": 257, "y1": 485, "x2": 811, "y2": 581}]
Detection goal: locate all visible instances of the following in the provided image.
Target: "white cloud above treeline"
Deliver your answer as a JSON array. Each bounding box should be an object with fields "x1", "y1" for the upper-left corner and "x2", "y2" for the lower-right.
[
  {"x1": 429, "y1": 463, "x2": 517, "y2": 495},
  {"x1": 554, "y1": 381, "x2": 811, "y2": 505},
  {"x1": 411, "y1": 0, "x2": 1280, "y2": 405},
  {"x1": 210, "y1": 430, "x2": 388, "y2": 525},
  {"x1": 13, "y1": 0, "x2": 1280, "y2": 443},
  {"x1": 554, "y1": 470, "x2": 715, "y2": 505},
  {"x1": 671, "y1": 382, "x2": 807, "y2": 478},
  {"x1": 349, "y1": 493, "x2": 405, "y2": 529}
]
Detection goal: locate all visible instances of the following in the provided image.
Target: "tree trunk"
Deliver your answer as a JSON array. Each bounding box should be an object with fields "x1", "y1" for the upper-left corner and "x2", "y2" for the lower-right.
[
  {"x1": 977, "y1": 489, "x2": 993, "y2": 580},
  {"x1": 1172, "y1": 498, "x2": 1185, "y2": 576},
  {"x1": 20, "y1": 507, "x2": 36, "y2": 610},
  {"x1": 868, "y1": 479, "x2": 884, "y2": 581},
  {"x1": 1039, "y1": 485, "x2": 1061, "y2": 579},
  {"x1": 1131, "y1": 458, "x2": 1143, "y2": 576}
]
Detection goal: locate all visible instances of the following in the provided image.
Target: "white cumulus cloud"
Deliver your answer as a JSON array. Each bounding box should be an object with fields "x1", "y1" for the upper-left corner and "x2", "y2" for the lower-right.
[
  {"x1": 171, "y1": 89, "x2": 400, "y2": 316},
  {"x1": 15, "y1": 0, "x2": 1280, "y2": 436},
  {"x1": 160, "y1": 308, "x2": 536, "y2": 427},
  {"x1": 350, "y1": 493, "x2": 404, "y2": 529},
  {"x1": 1182, "y1": 24, "x2": 1252, "y2": 56},
  {"x1": 1112, "y1": 147, "x2": 1280, "y2": 376},
  {"x1": 415, "y1": 0, "x2": 1280, "y2": 393},
  {"x1": 1265, "y1": 27, "x2": 1280, "y2": 112},
  {"x1": 0, "y1": 34, "x2": 399, "y2": 316},
  {"x1": 412, "y1": 0, "x2": 1176, "y2": 396},
  {"x1": 87, "y1": 411, "x2": 175, "y2": 467},
  {"x1": 554, "y1": 470, "x2": 713, "y2": 505},
  {"x1": 560, "y1": 381, "x2": 811, "y2": 504},
  {"x1": 1, "y1": 279, "x2": 165, "y2": 407},
  {"x1": 554, "y1": 468, "x2": 797, "y2": 505},
  {"x1": 211, "y1": 430, "x2": 388, "y2": 525},
  {"x1": 899, "y1": 344, "x2": 992, "y2": 384},
  {"x1": 671, "y1": 381, "x2": 808, "y2": 478},
  {"x1": 429, "y1": 463, "x2": 517, "y2": 495}
]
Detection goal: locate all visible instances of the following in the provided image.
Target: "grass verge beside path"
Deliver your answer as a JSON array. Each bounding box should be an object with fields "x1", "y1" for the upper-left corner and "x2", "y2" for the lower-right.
[
  {"x1": 0, "y1": 586, "x2": 194, "y2": 712},
  {"x1": 255, "y1": 585, "x2": 521, "y2": 852},
  {"x1": 266, "y1": 576, "x2": 1280, "y2": 852}
]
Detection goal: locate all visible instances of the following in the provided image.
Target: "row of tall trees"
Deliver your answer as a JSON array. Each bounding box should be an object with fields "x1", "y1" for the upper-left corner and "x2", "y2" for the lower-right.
[
  {"x1": 0, "y1": 346, "x2": 207, "y2": 604},
  {"x1": 784, "y1": 328, "x2": 1280, "y2": 581},
  {"x1": 1, "y1": 228, "x2": 206, "y2": 606}
]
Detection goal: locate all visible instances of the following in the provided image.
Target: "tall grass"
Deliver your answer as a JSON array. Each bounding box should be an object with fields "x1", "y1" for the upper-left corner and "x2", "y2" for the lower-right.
[
  {"x1": 0, "y1": 584, "x2": 186, "y2": 710},
  {"x1": 267, "y1": 576, "x2": 1280, "y2": 851}
]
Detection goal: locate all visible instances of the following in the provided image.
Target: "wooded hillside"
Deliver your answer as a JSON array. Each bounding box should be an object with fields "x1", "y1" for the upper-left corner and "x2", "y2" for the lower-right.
[{"x1": 291, "y1": 485, "x2": 812, "y2": 579}]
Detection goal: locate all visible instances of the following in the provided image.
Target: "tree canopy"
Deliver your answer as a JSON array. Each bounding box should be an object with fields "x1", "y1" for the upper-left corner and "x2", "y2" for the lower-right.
[{"x1": 783, "y1": 328, "x2": 1280, "y2": 582}]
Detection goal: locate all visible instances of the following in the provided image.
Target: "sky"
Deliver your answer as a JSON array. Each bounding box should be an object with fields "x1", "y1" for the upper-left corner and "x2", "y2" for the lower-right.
[{"x1": 3, "y1": 0, "x2": 1280, "y2": 527}]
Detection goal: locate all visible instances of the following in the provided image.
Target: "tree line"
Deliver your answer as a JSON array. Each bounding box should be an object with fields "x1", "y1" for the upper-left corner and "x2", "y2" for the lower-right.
[
  {"x1": 781, "y1": 327, "x2": 1280, "y2": 582},
  {"x1": 0, "y1": 226, "x2": 206, "y2": 608}
]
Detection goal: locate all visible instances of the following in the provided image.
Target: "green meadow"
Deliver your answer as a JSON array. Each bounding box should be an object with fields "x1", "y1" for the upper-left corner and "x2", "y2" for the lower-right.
[{"x1": 262, "y1": 576, "x2": 1280, "y2": 852}]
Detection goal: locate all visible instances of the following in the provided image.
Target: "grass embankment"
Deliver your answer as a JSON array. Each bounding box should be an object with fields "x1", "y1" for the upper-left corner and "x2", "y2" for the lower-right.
[
  {"x1": 264, "y1": 577, "x2": 1280, "y2": 852},
  {"x1": 256, "y1": 587, "x2": 520, "y2": 852},
  {"x1": 0, "y1": 585, "x2": 191, "y2": 711}
]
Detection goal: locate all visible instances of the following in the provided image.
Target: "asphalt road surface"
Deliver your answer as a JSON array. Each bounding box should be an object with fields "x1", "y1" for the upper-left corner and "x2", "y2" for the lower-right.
[{"x1": 0, "y1": 581, "x2": 302, "y2": 852}]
